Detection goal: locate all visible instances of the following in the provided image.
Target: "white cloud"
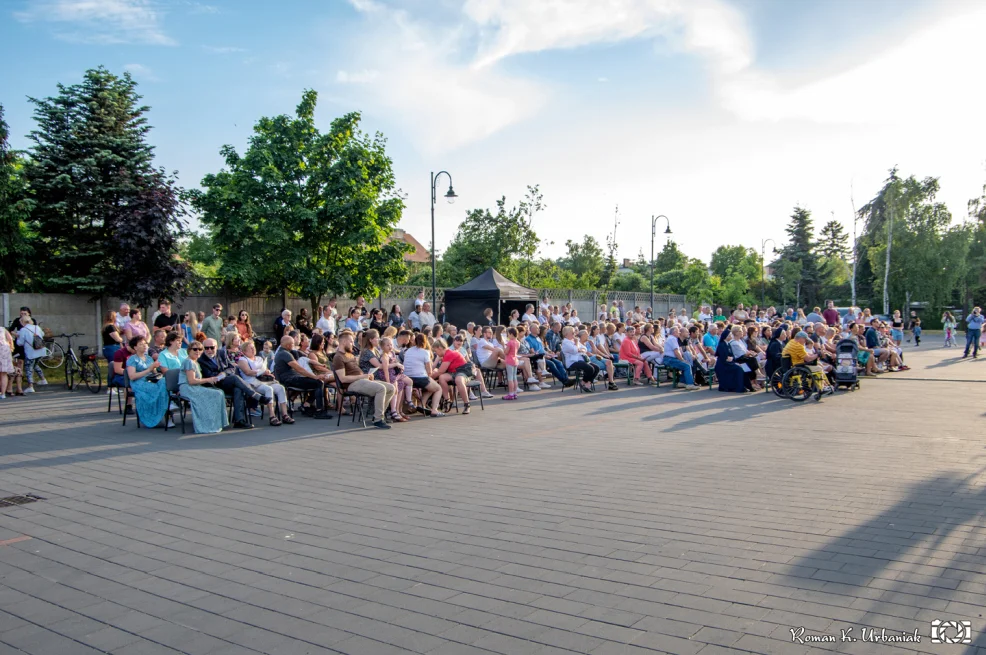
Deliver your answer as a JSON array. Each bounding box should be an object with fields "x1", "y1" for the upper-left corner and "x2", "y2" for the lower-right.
[
  {"x1": 335, "y1": 4, "x2": 548, "y2": 154},
  {"x1": 15, "y1": 0, "x2": 175, "y2": 45},
  {"x1": 123, "y1": 63, "x2": 159, "y2": 81},
  {"x1": 202, "y1": 45, "x2": 246, "y2": 54},
  {"x1": 720, "y1": 5, "x2": 986, "y2": 129},
  {"x1": 336, "y1": 69, "x2": 380, "y2": 84},
  {"x1": 463, "y1": 0, "x2": 752, "y2": 73}
]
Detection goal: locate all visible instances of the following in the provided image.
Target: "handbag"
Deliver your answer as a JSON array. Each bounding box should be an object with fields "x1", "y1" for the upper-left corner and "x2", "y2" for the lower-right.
[
  {"x1": 31, "y1": 329, "x2": 45, "y2": 351},
  {"x1": 257, "y1": 372, "x2": 275, "y2": 382}
]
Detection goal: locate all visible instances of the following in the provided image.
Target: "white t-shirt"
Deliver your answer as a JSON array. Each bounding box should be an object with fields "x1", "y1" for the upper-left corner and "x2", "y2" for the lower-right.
[
  {"x1": 408, "y1": 311, "x2": 421, "y2": 330},
  {"x1": 663, "y1": 335, "x2": 682, "y2": 360},
  {"x1": 403, "y1": 347, "x2": 430, "y2": 378},
  {"x1": 116, "y1": 315, "x2": 131, "y2": 330},
  {"x1": 316, "y1": 316, "x2": 336, "y2": 334},
  {"x1": 414, "y1": 297, "x2": 425, "y2": 309},
  {"x1": 419, "y1": 312, "x2": 437, "y2": 329},
  {"x1": 522, "y1": 313, "x2": 537, "y2": 322},
  {"x1": 698, "y1": 312, "x2": 712, "y2": 323}
]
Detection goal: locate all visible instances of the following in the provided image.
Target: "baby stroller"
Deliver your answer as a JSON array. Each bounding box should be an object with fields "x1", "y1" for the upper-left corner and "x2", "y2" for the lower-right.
[{"x1": 833, "y1": 338, "x2": 859, "y2": 391}]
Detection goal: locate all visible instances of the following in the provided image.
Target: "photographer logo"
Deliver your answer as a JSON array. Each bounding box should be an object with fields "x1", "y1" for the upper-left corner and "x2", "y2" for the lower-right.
[{"x1": 931, "y1": 620, "x2": 972, "y2": 644}]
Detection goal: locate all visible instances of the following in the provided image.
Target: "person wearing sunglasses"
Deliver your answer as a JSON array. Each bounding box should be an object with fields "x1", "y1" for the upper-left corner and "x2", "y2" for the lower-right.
[
  {"x1": 197, "y1": 338, "x2": 270, "y2": 429},
  {"x1": 201, "y1": 304, "x2": 225, "y2": 343},
  {"x1": 179, "y1": 341, "x2": 229, "y2": 433}
]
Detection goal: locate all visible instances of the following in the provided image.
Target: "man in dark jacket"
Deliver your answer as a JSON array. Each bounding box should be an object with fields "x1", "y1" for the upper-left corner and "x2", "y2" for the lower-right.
[{"x1": 199, "y1": 338, "x2": 267, "y2": 428}]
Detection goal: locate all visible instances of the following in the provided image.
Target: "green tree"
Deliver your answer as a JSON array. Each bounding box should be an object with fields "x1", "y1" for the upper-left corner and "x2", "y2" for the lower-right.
[
  {"x1": 779, "y1": 206, "x2": 821, "y2": 307},
  {"x1": 610, "y1": 271, "x2": 646, "y2": 292},
  {"x1": 442, "y1": 191, "x2": 541, "y2": 286},
  {"x1": 192, "y1": 90, "x2": 407, "y2": 316},
  {"x1": 710, "y1": 244, "x2": 760, "y2": 281},
  {"x1": 26, "y1": 67, "x2": 189, "y2": 299},
  {"x1": 818, "y1": 220, "x2": 850, "y2": 260},
  {"x1": 0, "y1": 105, "x2": 34, "y2": 291},
  {"x1": 559, "y1": 234, "x2": 604, "y2": 282},
  {"x1": 654, "y1": 240, "x2": 687, "y2": 274}
]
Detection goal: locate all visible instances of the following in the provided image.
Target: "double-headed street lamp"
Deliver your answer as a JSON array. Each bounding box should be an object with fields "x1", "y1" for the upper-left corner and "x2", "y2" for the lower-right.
[
  {"x1": 430, "y1": 171, "x2": 457, "y2": 308},
  {"x1": 650, "y1": 215, "x2": 672, "y2": 314},
  {"x1": 761, "y1": 238, "x2": 777, "y2": 307}
]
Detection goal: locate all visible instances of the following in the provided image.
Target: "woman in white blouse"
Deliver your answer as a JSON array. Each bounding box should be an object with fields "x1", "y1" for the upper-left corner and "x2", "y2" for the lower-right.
[
  {"x1": 560, "y1": 326, "x2": 598, "y2": 392},
  {"x1": 237, "y1": 339, "x2": 292, "y2": 425}
]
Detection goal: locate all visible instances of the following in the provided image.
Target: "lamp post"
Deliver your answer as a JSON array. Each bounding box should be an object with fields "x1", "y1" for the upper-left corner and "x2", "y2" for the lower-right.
[
  {"x1": 760, "y1": 238, "x2": 777, "y2": 308},
  {"x1": 430, "y1": 171, "x2": 457, "y2": 309},
  {"x1": 650, "y1": 215, "x2": 672, "y2": 315}
]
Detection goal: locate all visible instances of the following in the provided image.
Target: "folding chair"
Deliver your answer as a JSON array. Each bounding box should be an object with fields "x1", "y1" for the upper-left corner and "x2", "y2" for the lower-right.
[
  {"x1": 107, "y1": 376, "x2": 125, "y2": 414},
  {"x1": 449, "y1": 377, "x2": 485, "y2": 412},
  {"x1": 331, "y1": 375, "x2": 371, "y2": 428},
  {"x1": 561, "y1": 364, "x2": 595, "y2": 393},
  {"x1": 121, "y1": 375, "x2": 139, "y2": 427},
  {"x1": 163, "y1": 369, "x2": 190, "y2": 434}
]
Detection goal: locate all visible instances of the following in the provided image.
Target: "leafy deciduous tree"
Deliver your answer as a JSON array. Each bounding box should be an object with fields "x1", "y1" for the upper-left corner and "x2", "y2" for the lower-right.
[
  {"x1": 192, "y1": 90, "x2": 407, "y2": 316},
  {"x1": 0, "y1": 105, "x2": 34, "y2": 291}
]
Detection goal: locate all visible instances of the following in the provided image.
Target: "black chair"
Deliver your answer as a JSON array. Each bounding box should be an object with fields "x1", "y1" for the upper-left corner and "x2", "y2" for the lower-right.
[
  {"x1": 561, "y1": 363, "x2": 595, "y2": 393},
  {"x1": 331, "y1": 375, "x2": 371, "y2": 427},
  {"x1": 121, "y1": 375, "x2": 139, "y2": 427},
  {"x1": 449, "y1": 376, "x2": 484, "y2": 412},
  {"x1": 163, "y1": 369, "x2": 190, "y2": 433},
  {"x1": 107, "y1": 375, "x2": 125, "y2": 414}
]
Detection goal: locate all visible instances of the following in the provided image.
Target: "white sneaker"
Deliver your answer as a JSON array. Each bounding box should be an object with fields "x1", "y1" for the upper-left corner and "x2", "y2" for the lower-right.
[
  {"x1": 515, "y1": 386, "x2": 524, "y2": 392},
  {"x1": 684, "y1": 384, "x2": 700, "y2": 390},
  {"x1": 0, "y1": 394, "x2": 5, "y2": 399},
  {"x1": 24, "y1": 387, "x2": 35, "y2": 394},
  {"x1": 169, "y1": 402, "x2": 179, "y2": 411},
  {"x1": 167, "y1": 420, "x2": 176, "y2": 428},
  {"x1": 468, "y1": 391, "x2": 478, "y2": 400},
  {"x1": 36, "y1": 378, "x2": 48, "y2": 386},
  {"x1": 539, "y1": 382, "x2": 552, "y2": 389},
  {"x1": 526, "y1": 377, "x2": 539, "y2": 384},
  {"x1": 481, "y1": 391, "x2": 494, "y2": 399}
]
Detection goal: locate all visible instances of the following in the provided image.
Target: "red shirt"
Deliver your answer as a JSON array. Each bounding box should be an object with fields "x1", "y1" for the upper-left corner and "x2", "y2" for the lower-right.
[
  {"x1": 442, "y1": 349, "x2": 467, "y2": 371},
  {"x1": 822, "y1": 308, "x2": 840, "y2": 326},
  {"x1": 112, "y1": 347, "x2": 130, "y2": 375}
]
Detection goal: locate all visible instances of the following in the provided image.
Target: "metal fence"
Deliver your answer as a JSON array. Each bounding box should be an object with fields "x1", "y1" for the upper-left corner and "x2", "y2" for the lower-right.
[{"x1": 2, "y1": 287, "x2": 690, "y2": 353}]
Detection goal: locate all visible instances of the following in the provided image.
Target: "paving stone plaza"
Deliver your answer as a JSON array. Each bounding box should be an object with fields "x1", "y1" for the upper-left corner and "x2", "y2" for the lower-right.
[{"x1": 1, "y1": 335, "x2": 984, "y2": 655}]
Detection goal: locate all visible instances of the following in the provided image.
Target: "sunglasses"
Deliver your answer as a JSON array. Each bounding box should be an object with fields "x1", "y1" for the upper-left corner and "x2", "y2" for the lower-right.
[
  {"x1": 190, "y1": 347, "x2": 203, "y2": 352},
  {"x1": 204, "y1": 346, "x2": 217, "y2": 350}
]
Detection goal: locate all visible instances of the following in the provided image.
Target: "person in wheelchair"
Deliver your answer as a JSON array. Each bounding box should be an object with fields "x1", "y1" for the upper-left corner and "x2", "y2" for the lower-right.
[{"x1": 782, "y1": 331, "x2": 834, "y2": 395}]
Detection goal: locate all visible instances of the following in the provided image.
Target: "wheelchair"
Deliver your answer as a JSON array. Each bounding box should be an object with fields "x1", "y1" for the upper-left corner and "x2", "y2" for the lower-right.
[{"x1": 769, "y1": 355, "x2": 833, "y2": 402}]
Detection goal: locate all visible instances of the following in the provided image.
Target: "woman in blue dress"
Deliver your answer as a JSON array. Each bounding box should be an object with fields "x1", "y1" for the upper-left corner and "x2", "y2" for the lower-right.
[
  {"x1": 126, "y1": 336, "x2": 171, "y2": 428},
  {"x1": 179, "y1": 340, "x2": 229, "y2": 434}
]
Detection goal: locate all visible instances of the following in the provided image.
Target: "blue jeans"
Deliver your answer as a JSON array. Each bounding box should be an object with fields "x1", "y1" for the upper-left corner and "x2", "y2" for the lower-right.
[
  {"x1": 965, "y1": 329, "x2": 981, "y2": 357},
  {"x1": 545, "y1": 358, "x2": 568, "y2": 383},
  {"x1": 663, "y1": 356, "x2": 694, "y2": 386}
]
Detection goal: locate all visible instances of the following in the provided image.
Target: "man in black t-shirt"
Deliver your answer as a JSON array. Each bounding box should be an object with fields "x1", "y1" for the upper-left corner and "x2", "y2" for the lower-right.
[
  {"x1": 153, "y1": 300, "x2": 181, "y2": 332},
  {"x1": 273, "y1": 335, "x2": 331, "y2": 418}
]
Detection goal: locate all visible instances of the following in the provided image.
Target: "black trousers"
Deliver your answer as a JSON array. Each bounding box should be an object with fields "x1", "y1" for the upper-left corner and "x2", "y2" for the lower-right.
[
  {"x1": 217, "y1": 376, "x2": 258, "y2": 422},
  {"x1": 568, "y1": 361, "x2": 599, "y2": 384},
  {"x1": 283, "y1": 376, "x2": 325, "y2": 411}
]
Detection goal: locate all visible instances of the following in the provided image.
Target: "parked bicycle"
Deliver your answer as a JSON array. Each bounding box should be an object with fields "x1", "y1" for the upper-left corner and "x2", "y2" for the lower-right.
[{"x1": 41, "y1": 333, "x2": 102, "y2": 393}]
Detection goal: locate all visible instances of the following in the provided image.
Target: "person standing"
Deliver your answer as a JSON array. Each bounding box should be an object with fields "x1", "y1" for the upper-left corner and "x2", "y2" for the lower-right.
[
  {"x1": 963, "y1": 307, "x2": 984, "y2": 359},
  {"x1": 201, "y1": 304, "x2": 225, "y2": 343},
  {"x1": 822, "y1": 300, "x2": 840, "y2": 328},
  {"x1": 14, "y1": 316, "x2": 45, "y2": 394}
]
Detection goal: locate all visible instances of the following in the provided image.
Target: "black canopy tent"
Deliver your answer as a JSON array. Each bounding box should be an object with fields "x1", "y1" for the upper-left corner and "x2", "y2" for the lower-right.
[{"x1": 444, "y1": 268, "x2": 538, "y2": 328}]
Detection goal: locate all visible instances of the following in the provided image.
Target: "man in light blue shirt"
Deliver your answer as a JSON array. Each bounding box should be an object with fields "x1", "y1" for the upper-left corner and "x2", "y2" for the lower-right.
[
  {"x1": 963, "y1": 307, "x2": 984, "y2": 358},
  {"x1": 702, "y1": 324, "x2": 720, "y2": 351}
]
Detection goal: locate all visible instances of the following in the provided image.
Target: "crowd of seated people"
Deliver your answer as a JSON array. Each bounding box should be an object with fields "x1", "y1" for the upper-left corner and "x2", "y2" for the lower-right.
[{"x1": 4, "y1": 297, "x2": 924, "y2": 429}]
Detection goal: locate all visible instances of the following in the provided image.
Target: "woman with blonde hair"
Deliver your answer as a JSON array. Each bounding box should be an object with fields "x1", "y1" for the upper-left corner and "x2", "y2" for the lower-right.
[{"x1": 182, "y1": 311, "x2": 198, "y2": 348}]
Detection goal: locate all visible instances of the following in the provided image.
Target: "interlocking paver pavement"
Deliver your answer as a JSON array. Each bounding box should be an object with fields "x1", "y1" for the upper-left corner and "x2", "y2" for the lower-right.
[{"x1": 1, "y1": 334, "x2": 985, "y2": 655}]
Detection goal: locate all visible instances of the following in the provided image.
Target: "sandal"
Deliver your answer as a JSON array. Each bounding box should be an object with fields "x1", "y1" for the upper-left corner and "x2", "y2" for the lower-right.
[
  {"x1": 393, "y1": 414, "x2": 409, "y2": 422},
  {"x1": 281, "y1": 415, "x2": 295, "y2": 425},
  {"x1": 462, "y1": 403, "x2": 470, "y2": 415},
  {"x1": 269, "y1": 417, "x2": 282, "y2": 426}
]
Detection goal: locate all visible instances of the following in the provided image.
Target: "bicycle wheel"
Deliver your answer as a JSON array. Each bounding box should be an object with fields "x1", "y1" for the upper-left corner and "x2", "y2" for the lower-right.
[
  {"x1": 84, "y1": 359, "x2": 102, "y2": 394},
  {"x1": 41, "y1": 342, "x2": 64, "y2": 369},
  {"x1": 782, "y1": 369, "x2": 811, "y2": 402},
  {"x1": 65, "y1": 358, "x2": 75, "y2": 391}
]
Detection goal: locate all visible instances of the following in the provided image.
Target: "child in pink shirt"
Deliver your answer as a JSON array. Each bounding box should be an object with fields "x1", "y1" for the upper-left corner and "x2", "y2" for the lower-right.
[{"x1": 503, "y1": 327, "x2": 519, "y2": 400}]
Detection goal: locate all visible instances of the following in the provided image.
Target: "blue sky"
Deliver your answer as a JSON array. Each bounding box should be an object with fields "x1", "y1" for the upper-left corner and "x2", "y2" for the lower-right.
[{"x1": 3, "y1": 0, "x2": 985, "y2": 264}]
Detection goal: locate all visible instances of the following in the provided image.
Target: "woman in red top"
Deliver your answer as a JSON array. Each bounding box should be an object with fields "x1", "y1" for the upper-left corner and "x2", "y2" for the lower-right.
[
  {"x1": 432, "y1": 339, "x2": 474, "y2": 414},
  {"x1": 618, "y1": 325, "x2": 655, "y2": 385}
]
